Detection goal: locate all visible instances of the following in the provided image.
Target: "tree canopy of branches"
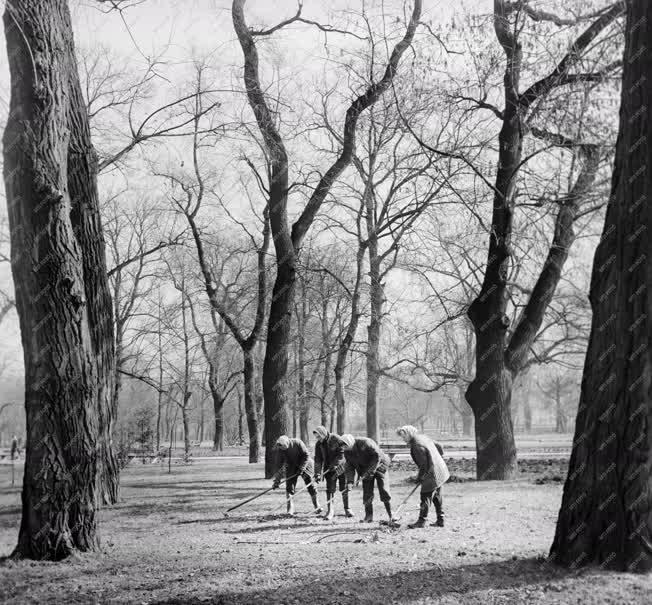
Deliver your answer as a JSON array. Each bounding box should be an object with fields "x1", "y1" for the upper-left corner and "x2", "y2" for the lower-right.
[{"x1": 232, "y1": 0, "x2": 423, "y2": 475}]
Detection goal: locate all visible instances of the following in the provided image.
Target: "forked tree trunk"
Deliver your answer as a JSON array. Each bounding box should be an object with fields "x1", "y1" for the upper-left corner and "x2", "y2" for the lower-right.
[
  {"x1": 551, "y1": 1, "x2": 652, "y2": 571},
  {"x1": 3, "y1": 0, "x2": 114, "y2": 559}
]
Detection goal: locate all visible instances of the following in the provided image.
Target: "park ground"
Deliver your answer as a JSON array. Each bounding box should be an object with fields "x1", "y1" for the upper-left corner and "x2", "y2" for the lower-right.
[{"x1": 1, "y1": 453, "x2": 651, "y2": 604}]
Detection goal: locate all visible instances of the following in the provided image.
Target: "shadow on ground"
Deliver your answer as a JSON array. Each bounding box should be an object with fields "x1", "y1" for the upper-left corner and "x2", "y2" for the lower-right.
[{"x1": 151, "y1": 557, "x2": 571, "y2": 604}]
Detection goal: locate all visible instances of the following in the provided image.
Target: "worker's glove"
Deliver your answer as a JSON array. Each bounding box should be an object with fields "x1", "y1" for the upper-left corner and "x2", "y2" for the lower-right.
[
  {"x1": 314, "y1": 475, "x2": 321, "y2": 484},
  {"x1": 272, "y1": 481, "x2": 280, "y2": 490}
]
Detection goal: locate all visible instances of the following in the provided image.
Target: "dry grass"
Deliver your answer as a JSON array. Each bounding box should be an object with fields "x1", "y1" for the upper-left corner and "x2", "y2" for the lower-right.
[{"x1": 0, "y1": 459, "x2": 650, "y2": 604}]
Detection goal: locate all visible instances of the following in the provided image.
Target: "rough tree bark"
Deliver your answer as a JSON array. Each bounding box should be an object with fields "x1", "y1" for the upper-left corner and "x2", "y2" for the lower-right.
[
  {"x1": 3, "y1": 0, "x2": 114, "y2": 559},
  {"x1": 233, "y1": 0, "x2": 422, "y2": 476},
  {"x1": 550, "y1": 0, "x2": 652, "y2": 571},
  {"x1": 465, "y1": 0, "x2": 621, "y2": 479}
]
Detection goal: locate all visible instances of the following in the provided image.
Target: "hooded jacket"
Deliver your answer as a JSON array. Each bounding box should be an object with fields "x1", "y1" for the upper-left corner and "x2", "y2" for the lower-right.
[
  {"x1": 273, "y1": 437, "x2": 313, "y2": 480},
  {"x1": 339, "y1": 436, "x2": 391, "y2": 482},
  {"x1": 314, "y1": 433, "x2": 346, "y2": 478},
  {"x1": 408, "y1": 433, "x2": 450, "y2": 491}
]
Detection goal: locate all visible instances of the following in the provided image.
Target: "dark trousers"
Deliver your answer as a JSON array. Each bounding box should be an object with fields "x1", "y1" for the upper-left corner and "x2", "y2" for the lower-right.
[
  {"x1": 419, "y1": 487, "x2": 444, "y2": 520},
  {"x1": 286, "y1": 471, "x2": 317, "y2": 497},
  {"x1": 325, "y1": 471, "x2": 346, "y2": 493},
  {"x1": 362, "y1": 472, "x2": 391, "y2": 505}
]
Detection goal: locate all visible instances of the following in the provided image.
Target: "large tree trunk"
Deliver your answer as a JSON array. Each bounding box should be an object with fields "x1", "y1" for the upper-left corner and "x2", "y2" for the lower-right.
[
  {"x1": 465, "y1": 363, "x2": 517, "y2": 480},
  {"x1": 551, "y1": 1, "x2": 652, "y2": 571},
  {"x1": 465, "y1": 53, "x2": 521, "y2": 479},
  {"x1": 261, "y1": 195, "x2": 292, "y2": 477},
  {"x1": 3, "y1": 0, "x2": 114, "y2": 560},
  {"x1": 243, "y1": 348, "x2": 260, "y2": 462},
  {"x1": 261, "y1": 266, "x2": 293, "y2": 476}
]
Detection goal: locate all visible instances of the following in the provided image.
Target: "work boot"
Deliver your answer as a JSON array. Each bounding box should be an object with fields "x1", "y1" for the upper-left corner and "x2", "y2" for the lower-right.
[
  {"x1": 342, "y1": 491, "x2": 354, "y2": 517},
  {"x1": 432, "y1": 491, "x2": 444, "y2": 527},
  {"x1": 322, "y1": 492, "x2": 334, "y2": 520},
  {"x1": 286, "y1": 496, "x2": 295, "y2": 517},
  {"x1": 360, "y1": 503, "x2": 373, "y2": 523},
  {"x1": 408, "y1": 518, "x2": 427, "y2": 529},
  {"x1": 311, "y1": 491, "x2": 322, "y2": 515},
  {"x1": 384, "y1": 501, "x2": 397, "y2": 524},
  {"x1": 324, "y1": 503, "x2": 335, "y2": 521}
]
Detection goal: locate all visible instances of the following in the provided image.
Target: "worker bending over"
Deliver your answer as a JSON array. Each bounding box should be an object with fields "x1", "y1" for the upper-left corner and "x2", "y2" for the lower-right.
[
  {"x1": 272, "y1": 436, "x2": 322, "y2": 516},
  {"x1": 336, "y1": 434, "x2": 395, "y2": 524}
]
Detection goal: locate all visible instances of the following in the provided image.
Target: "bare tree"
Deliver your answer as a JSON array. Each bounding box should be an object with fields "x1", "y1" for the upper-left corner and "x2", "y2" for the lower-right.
[
  {"x1": 3, "y1": 0, "x2": 114, "y2": 559},
  {"x1": 187, "y1": 291, "x2": 240, "y2": 451},
  {"x1": 160, "y1": 64, "x2": 272, "y2": 463},
  {"x1": 232, "y1": 0, "x2": 423, "y2": 473},
  {"x1": 415, "y1": 2, "x2": 623, "y2": 478}
]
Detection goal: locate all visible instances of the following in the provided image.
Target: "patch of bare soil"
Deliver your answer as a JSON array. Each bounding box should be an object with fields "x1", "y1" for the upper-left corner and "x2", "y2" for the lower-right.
[{"x1": 0, "y1": 460, "x2": 650, "y2": 604}]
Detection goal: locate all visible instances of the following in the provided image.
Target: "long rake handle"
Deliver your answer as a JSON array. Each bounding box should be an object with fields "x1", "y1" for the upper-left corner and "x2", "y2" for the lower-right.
[
  {"x1": 393, "y1": 482, "x2": 420, "y2": 518},
  {"x1": 226, "y1": 472, "x2": 299, "y2": 512}
]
